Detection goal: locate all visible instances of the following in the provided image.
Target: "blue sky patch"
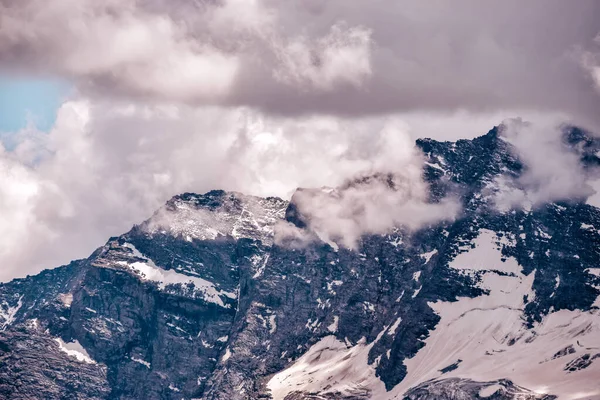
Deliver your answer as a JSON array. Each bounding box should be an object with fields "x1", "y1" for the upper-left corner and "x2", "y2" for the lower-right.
[{"x1": 0, "y1": 76, "x2": 70, "y2": 133}]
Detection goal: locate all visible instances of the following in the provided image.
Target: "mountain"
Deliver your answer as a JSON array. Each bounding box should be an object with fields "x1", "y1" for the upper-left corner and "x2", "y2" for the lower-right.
[{"x1": 0, "y1": 125, "x2": 599, "y2": 400}]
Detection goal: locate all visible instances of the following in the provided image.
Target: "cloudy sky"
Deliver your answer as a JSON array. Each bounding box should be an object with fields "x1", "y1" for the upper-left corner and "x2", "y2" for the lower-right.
[{"x1": 0, "y1": 0, "x2": 599, "y2": 281}]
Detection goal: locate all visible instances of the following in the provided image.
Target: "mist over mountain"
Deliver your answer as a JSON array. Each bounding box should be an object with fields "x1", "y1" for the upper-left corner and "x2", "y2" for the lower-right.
[{"x1": 0, "y1": 126, "x2": 599, "y2": 399}]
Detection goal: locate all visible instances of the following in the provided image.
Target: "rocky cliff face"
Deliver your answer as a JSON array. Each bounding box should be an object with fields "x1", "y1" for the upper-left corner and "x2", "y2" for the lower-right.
[{"x1": 0, "y1": 126, "x2": 599, "y2": 400}]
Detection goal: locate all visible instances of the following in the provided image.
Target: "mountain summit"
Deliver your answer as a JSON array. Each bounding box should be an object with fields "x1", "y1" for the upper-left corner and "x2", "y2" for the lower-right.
[{"x1": 0, "y1": 127, "x2": 599, "y2": 400}]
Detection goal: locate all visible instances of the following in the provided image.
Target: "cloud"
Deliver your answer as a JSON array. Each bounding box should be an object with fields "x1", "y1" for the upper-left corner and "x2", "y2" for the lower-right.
[
  {"x1": 494, "y1": 119, "x2": 596, "y2": 210},
  {"x1": 290, "y1": 176, "x2": 460, "y2": 249},
  {"x1": 272, "y1": 22, "x2": 373, "y2": 91},
  {"x1": 1, "y1": 1, "x2": 600, "y2": 280},
  {"x1": 581, "y1": 33, "x2": 600, "y2": 93},
  {"x1": 1, "y1": 0, "x2": 600, "y2": 126},
  {"x1": 0, "y1": 98, "x2": 460, "y2": 280},
  {"x1": 0, "y1": 99, "x2": 595, "y2": 280},
  {"x1": 278, "y1": 120, "x2": 460, "y2": 248},
  {"x1": 0, "y1": 0, "x2": 373, "y2": 102},
  {"x1": 0, "y1": 145, "x2": 44, "y2": 266},
  {"x1": 0, "y1": 99, "x2": 232, "y2": 280},
  {"x1": 0, "y1": 0, "x2": 241, "y2": 101}
]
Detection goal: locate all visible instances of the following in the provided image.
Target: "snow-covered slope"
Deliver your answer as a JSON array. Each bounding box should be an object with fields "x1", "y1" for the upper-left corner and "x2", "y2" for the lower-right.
[{"x1": 266, "y1": 225, "x2": 599, "y2": 399}]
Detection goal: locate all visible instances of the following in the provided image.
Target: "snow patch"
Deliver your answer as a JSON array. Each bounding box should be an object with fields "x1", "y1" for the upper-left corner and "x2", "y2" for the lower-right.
[
  {"x1": 54, "y1": 338, "x2": 95, "y2": 364},
  {"x1": 327, "y1": 316, "x2": 339, "y2": 333},
  {"x1": 388, "y1": 236, "x2": 403, "y2": 247},
  {"x1": 252, "y1": 254, "x2": 270, "y2": 279},
  {"x1": 267, "y1": 336, "x2": 386, "y2": 400},
  {"x1": 395, "y1": 290, "x2": 405, "y2": 303},
  {"x1": 479, "y1": 384, "x2": 502, "y2": 397},
  {"x1": 449, "y1": 229, "x2": 521, "y2": 274},
  {"x1": 537, "y1": 228, "x2": 552, "y2": 240},
  {"x1": 586, "y1": 268, "x2": 600, "y2": 277},
  {"x1": 131, "y1": 356, "x2": 151, "y2": 368},
  {"x1": 222, "y1": 347, "x2": 232, "y2": 362},
  {"x1": 117, "y1": 243, "x2": 236, "y2": 308},
  {"x1": 387, "y1": 317, "x2": 402, "y2": 336},
  {"x1": 0, "y1": 295, "x2": 23, "y2": 331},
  {"x1": 419, "y1": 249, "x2": 438, "y2": 264},
  {"x1": 59, "y1": 293, "x2": 73, "y2": 308},
  {"x1": 425, "y1": 162, "x2": 446, "y2": 174},
  {"x1": 412, "y1": 286, "x2": 422, "y2": 298}
]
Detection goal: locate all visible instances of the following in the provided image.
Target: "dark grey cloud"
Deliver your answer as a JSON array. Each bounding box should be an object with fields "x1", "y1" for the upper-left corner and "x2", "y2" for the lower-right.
[
  {"x1": 1, "y1": 0, "x2": 599, "y2": 125},
  {"x1": 255, "y1": 0, "x2": 600, "y2": 126}
]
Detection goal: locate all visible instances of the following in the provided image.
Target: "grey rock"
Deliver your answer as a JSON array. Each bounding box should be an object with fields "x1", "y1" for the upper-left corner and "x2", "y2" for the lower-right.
[{"x1": 0, "y1": 126, "x2": 598, "y2": 399}]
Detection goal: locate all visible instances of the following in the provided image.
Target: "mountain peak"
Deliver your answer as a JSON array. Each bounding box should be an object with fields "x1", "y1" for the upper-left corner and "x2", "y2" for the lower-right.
[
  {"x1": 144, "y1": 190, "x2": 288, "y2": 244},
  {"x1": 1, "y1": 126, "x2": 599, "y2": 400}
]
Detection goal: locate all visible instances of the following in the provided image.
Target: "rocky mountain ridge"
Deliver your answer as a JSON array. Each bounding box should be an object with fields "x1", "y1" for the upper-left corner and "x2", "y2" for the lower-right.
[{"x1": 0, "y1": 125, "x2": 599, "y2": 399}]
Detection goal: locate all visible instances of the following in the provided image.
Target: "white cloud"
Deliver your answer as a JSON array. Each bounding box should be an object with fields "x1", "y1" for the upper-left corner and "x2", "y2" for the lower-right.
[
  {"x1": 287, "y1": 120, "x2": 460, "y2": 248},
  {"x1": 1, "y1": 94, "x2": 598, "y2": 280},
  {"x1": 0, "y1": 99, "x2": 234, "y2": 280},
  {"x1": 0, "y1": 0, "x2": 373, "y2": 102},
  {"x1": 0, "y1": 0, "x2": 240, "y2": 101},
  {"x1": 0, "y1": 147, "x2": 43, "y2": 265},
  {"x1": 0, "y1": 97, "x2": 460, "y2": 280},
  {"x1": 291, "y1": 179, "x2": 460, "y2": 249},
  {"x1": 272, "y1": 22, "x2": 373, "y2": 91},
  {"x1": 494, "y1": 119, "x2": 595, "y2": 210}
]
